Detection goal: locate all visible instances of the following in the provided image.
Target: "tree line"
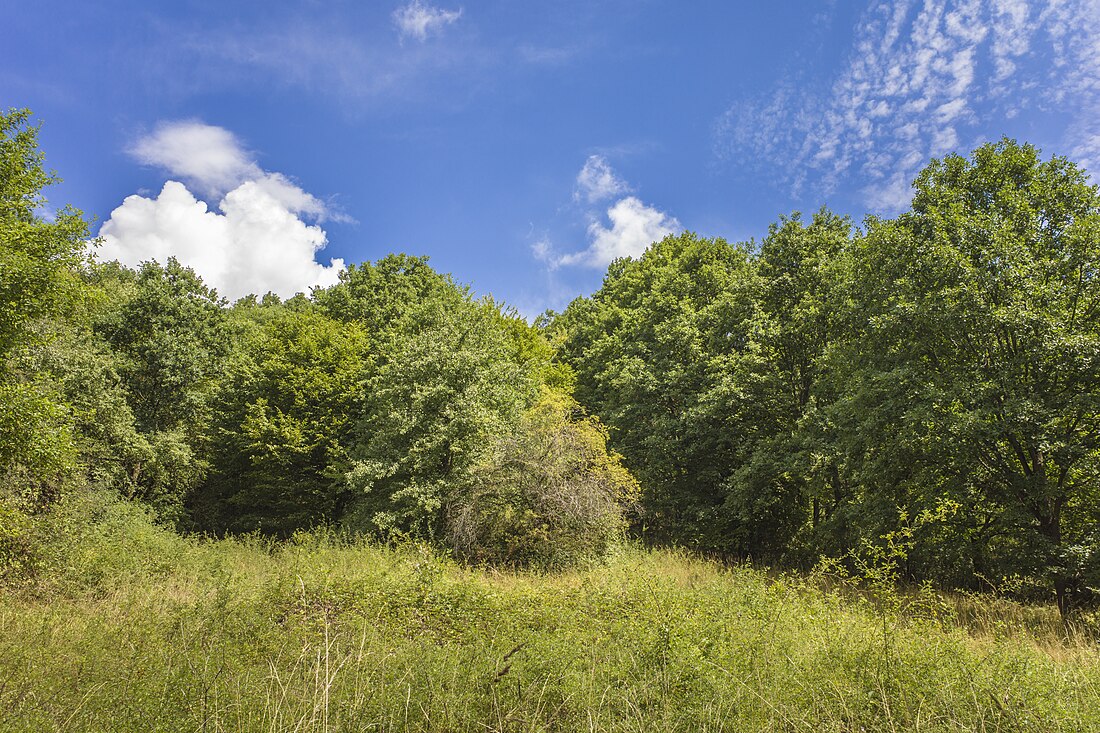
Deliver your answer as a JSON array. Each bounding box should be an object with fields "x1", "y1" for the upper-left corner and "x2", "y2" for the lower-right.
[
  {"x1": 2, "y1": 107, "x2": 1099, "y2": 614},
  {"x1": 552, "y1": 143, "x2": 1100, "y2": 615},
  {"x1": 0, "y1": 108, "x2": 635, "y2": 571}
]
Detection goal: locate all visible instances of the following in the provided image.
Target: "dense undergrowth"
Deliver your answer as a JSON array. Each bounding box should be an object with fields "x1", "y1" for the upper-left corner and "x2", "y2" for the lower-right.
[{"x1": 2, "y1": 489, "x2": 1098, "y2": 732}]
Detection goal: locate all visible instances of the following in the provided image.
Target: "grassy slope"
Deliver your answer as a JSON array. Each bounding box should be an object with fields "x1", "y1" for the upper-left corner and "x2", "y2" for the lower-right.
[{"x1": 2, "y1": 492, "x2": 1098, "y2": 732}]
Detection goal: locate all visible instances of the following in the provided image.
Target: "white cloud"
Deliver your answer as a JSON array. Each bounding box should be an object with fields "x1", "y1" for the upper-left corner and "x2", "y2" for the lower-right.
[
  {"x1": 548, "y1": 157, "x2": 680, "y2": 268},
  {"x1": 128, "y1": 121, "x2": 261, "y2": 199},
  {"x1": 393, "y1": 1, "x2": 462, "y2": 42},
  {"x1": 863, "y1": 170, "x2": 916, "y2": 212},
  {"x1": 171, "y1": 21, "x2": 484, "y2": 109},
  {"x1": 714, "y1": 0, "x2": 1100, "y2": 211},
  {"x1": 935, "y1": 98, "x2": 967, "y2": 124},
  {"x1": 558, "y1": 197, "x2": 681, "y2": 268},
  {"x1": 990, "y1": 0, "x2": 1030, "y2": 81},
  {"x1": 530, "y1": 236, "x2": 555, "y2": 264},
  {"x1": 96, "y1": 122, "x2": 345, "y2": 300},
  {"x1": 575, "y1": 155, "x2": 630, "y2": 203},
  {"x1": 1071, "y1": 128, "x2": 1100, "y2": 174}
]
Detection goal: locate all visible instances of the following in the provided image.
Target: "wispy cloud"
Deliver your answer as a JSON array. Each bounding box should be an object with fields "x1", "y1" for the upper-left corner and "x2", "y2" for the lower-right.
[
  {"x1": 531, "y1": 236, "x2": 555, "y2": 263},
  {"x1": 1044, "y1": 0, "x2": 1100, "y2": 172},
  {"x1": 393, "y1": 0, "x2": 462, "y2": 42},
  {"x1": 96, "y1": 122, "x2": 345, "y2": 300},
  {"x1": 516, "y1": 44, "x2": 579, "y2": 66},
  {"x1": 715, "y1": 0, "x2": 1100, "y2": 212},
  {"x1": 145, "y1": 11, "x2": 488, "y2": 113},
  {"x1": 574, "y1": 155, "x2": 630, "y2": 203},
  {"x1": 133, "y1": 7, "x2": 586, "y2": 114}
]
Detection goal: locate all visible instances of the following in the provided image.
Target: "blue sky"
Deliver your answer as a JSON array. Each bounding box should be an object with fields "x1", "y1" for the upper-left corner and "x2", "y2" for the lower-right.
[{"x1": 4, "y1": 0, "x2": 1098, "y2": 315}]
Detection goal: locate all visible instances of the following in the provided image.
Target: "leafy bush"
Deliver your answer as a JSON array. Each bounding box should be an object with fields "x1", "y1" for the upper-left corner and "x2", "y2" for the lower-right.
[{"x1": 446, "y1": 389, "x2": 639, "y2": 569}]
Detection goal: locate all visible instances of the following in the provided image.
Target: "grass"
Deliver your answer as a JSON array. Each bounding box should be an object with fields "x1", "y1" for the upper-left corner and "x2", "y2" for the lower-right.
[{"x1": 1, "y1": 490, "x2": 1099, "y2": 732}]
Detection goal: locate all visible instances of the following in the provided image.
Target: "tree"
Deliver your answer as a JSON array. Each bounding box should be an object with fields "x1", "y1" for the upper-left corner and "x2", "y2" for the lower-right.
[
  {"x1": 831, "y1": 140, "x2": 1100, "y2": 614},
  {"x1": 729, "y1": 210, "x2": 851, "y2": 561},
  {"x1": 313, "y1": 253, "x2": 457, "y2": 345},
  {"x1": 0, "y1": 108, "x2": 89, "y2": 505},
  {"x1": 343, "y1": 296, "x2": 539, "y2": 538},
  {"x1": 92, "y1": 258, "x2": 229, "y2": 521},
  {"x1": 0, "y1": 109, "x2": 88, "y2": 360},
  {"x1": 97, "y1": 258, "x2": 228, "y2": 433},
  {"x1": 199, "y1": 307, "x2": 368, "y2": 535},
  {"x1": 554, "y1": 232, "x2": 768, "y2": 553}
]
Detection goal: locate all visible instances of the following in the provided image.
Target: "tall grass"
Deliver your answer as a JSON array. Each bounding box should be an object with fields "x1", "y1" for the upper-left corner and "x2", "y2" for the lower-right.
[{"x1": 1, "y1": 490, "x2": 1098, "y2": 732}]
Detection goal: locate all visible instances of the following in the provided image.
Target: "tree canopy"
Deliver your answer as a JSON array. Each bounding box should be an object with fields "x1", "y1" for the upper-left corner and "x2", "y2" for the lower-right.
[{"x1": 553, "y1": 140, "x2": 1100, "y2": 612}]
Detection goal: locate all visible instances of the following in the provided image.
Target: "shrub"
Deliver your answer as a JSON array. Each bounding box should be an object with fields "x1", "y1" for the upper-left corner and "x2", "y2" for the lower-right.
[{"x1": 446, "y1": 389, "x2": 639, "y2": 569}]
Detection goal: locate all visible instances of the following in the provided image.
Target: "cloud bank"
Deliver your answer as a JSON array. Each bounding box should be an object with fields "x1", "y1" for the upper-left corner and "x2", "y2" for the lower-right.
[
  {"x1": 97, "y1": 121, "x2": 345, "y2": 300},
  {"x1": 715, "y1": 0, "x2": 1100, "y2": 212}
]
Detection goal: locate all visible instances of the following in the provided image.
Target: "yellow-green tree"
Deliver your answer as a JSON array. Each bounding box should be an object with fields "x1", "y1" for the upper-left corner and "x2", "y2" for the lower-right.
[{"x1": 0, "y1": 108, "x2": 89, "y2": 505}]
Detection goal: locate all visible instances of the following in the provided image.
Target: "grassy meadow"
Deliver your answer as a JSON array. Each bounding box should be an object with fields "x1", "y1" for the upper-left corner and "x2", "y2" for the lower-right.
[{"x1": 1, "y1": 491, "x2": 1098, "y2": 733}]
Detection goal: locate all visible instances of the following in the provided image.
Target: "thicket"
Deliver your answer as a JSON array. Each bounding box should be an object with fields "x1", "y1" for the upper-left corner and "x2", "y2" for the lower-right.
[{"x1": 3, "y1": 106, "x2": 1100, "y2": 619}]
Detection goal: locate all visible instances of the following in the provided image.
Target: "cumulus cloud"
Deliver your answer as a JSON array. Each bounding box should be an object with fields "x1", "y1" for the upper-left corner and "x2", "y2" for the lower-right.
[
  {"x1": 554, "y1": 197, "x2": 682, "y2": 268},
  {"x1": 715, "y1": 0, "x2": 1100, "y2": 211},
  {"x1": 393, "y1": 0, "x2": 462, "y2": 42},
  {"x1": 96, "y1": 122, "x2": 345, "y2": 300},
  {"x1": 547, "y1": 157, "x2": 681, "y2": 268},
  {"x1": 574, "y1": 155, "x2": 630, "y2": 203},
  {"x1": 558, "y1": 197, "x2": 680, "y2": 268},
  {"x1": 128, "y1": 121, "x2": 262, "y2": 199}
]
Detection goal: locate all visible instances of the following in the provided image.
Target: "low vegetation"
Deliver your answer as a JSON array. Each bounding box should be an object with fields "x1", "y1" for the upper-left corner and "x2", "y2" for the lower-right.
[{"x1": 3, "y1": 490, "x2": 1099, "y2": 732}]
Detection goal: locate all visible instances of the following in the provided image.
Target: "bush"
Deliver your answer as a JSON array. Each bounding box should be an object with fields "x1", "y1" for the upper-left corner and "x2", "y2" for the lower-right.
[
  {"x1": 0, "y1": 487, "x2": 197, "y2": 594},
  {"x1": 446, "y1": 390, "x2": 638, "y2": 569}
]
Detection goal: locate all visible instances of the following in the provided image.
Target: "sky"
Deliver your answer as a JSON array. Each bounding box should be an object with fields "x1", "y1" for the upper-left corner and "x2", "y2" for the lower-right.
[{"x1": 4, "y1": 0, "x2": 1099, "y2": 315}]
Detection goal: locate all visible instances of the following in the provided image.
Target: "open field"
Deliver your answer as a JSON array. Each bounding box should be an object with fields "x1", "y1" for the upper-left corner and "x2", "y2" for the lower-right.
[{"x1": 2, "y1": 492, "x2": 1098, "y2": 733}]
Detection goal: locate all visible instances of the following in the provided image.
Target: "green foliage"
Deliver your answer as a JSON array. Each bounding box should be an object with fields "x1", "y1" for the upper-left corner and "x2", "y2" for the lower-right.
[
  {"x1": 746, "y1": 211, "x2": 849, "y2": 540},
  {"x1": 0, "y1": 108, "x2": 89, "y2": 513},
  {"x1": 0, "y1": 381, "x2": 74, "y2": 502},
  {"x1": 6, "y1": 105, "x2": 1100, "y2": 625},
  {"x1": 315, "y1": 256, "x2": 547, "y2": 541},
  {"x1": 726, "y1": 211, "x2": 853, "y2": 559},
  {"x1": 0, "y1": 108, "x2": 88, "y2": 360},
  {"x1": 0, "y1": 498, "x2": 37, "y2": 586},
  {"x1": 200, "y1": 307, "x2": 368, "y2": 535},
  {"x1": 555, "y1": 232, "x2": 764, "y2": 550},
  {"x1": 554, "y1": 222, "x2": 851, "y2": 558},
  {"x1": 552, "y1": 142, "x2": 1100, "y2": 614},
  {"x1": 344, "y1": 297, "x2": 538, "y2": 538},
  {"x1": 446, "y1": 388, "x2": 639, "y2": 569},
  {"x1": 86, "y1": 258, "x2": 230, "y2": 521},
  {"x1": 97, "y1": 257, "x2": 228, "y2": 433},
  {"x1": 826, "y1": 140, "x2": 1100, "y2": 613},
  {"x1": 152, "y1": 252, "x2": 624, "y2": 566},
  {"x1": 313, "y1": 253, "x2": 457, "y2": 342}
]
